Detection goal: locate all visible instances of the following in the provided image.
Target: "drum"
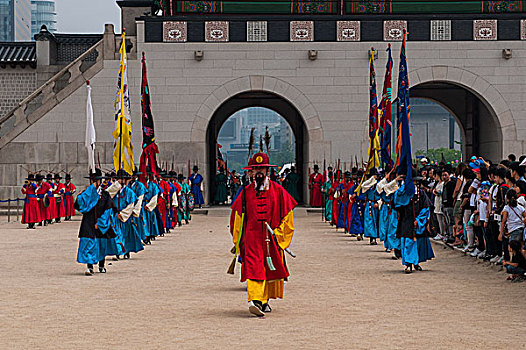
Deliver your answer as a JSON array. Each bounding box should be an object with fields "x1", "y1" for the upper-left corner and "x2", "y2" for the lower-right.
[
  {"x1": 180, "y1": 194, "x2": 187, "y2": 211},
  {"x1": 43, "y1": 195, "x2": 50, "y2": 208},
  {"x1": 188, "y1": 194, "x2": 195, "y2": 211}
]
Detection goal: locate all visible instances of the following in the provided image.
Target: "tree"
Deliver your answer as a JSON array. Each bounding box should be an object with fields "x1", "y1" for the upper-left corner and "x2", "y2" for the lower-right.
[{"x1": 415, "y1": 148, "x2": 462, "y2": 164}]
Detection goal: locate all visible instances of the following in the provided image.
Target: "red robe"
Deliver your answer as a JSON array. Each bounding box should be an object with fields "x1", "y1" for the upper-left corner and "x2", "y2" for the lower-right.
[
  {"x1": 231, "y1": 180, "x2": 297, "y2": 282},
  {"x1": 22, "y1": 183, "x2": 41, "y2": 224},
  {"x1": 158, "y1": 180, "x2": 171, "y2": 226},
  {"x1": 330, "y1": 181, "x2": 341, "y2": 225},
  {"x1": 64, "y1": 182, "x2": 76, "y2": 217},
  {"x1": 54, "y1": 182, "x2": 66, "y2": 218},
  {"x1": 36, "y1": 182, "x2": 52, "y2": 221},
  {"x1": 309, "y1": 172, "x2": 323, "y2": 207},
  {"x1": 343, "y1": 181, "x2": 355, "y2": 232}
]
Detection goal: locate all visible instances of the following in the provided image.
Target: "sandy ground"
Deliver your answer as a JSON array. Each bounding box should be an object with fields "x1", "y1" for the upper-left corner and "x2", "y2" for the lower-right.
[{"x1": 1, "y1": 214, "x2": 525, "y2": 350}]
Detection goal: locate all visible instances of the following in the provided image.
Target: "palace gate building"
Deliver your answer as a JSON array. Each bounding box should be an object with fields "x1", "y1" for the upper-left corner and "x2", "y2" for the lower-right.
[{"x1": 1, "y1": 0, "x2": 526, "y2": 202}]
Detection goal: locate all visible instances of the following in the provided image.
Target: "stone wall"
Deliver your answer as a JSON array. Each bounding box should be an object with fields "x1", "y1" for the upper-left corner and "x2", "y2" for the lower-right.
[{"x1": 0, "y1": 67, "x2": 37, "y2": 117}]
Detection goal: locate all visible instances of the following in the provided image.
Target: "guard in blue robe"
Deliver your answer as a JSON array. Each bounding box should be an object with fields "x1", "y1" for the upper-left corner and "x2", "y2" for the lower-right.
[
  {"x1": 361, "y1": 172, "x2": 380, "y2": 244},
  {"x1": 75, "y1": 168, "x2": 118, "y2": 276},
  {"x1": 394, "y1": 178, "x2": 434, "y2": 273},
  {"x1": 129, "y1": 173, "x2": 148, "y2": 242},
  {"x1": 113, "y1": 173, "x2": 143, "y2": 259},
  {"x1": 378, "y1": 189, "x2": 389, "y2": 243},
  {"x1": 189, "y1": 166, "x2": 205, "y2": 207},
  {"x1": 348, "y1": 183, "x2": 365, "y2": 238},
  {"x1": 144, "y1": 179, "x2": 163, "y2": 241}
]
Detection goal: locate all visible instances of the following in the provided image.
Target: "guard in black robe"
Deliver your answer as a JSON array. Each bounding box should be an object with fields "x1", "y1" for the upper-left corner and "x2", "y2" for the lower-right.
[{"x1": 75, "y1": 169, "x2": 119, "y2": 276}]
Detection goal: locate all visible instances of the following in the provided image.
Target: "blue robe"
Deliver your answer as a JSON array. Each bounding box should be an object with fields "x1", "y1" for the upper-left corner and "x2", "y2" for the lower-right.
[
  {"x1": 363, "y1": 187, "x2": 379, "y2": 238},
  {"x1": 416, "y1": 208, "x2": 435, "y2": 263},
  {"x1": 130, "y1": 180, "x2": 147, "y2": 241},
  {"x1": 394, "y1": 186, "x2": 434, "y2": 266},
  {"x1": 113, "y1": 187, "x2": 144, "y2": 254},
  {"x1": 144, "y1": 181, "x2": 163, "y2": 237},
  {"x1": 348, "y1": 184, "x2": 365, "y2": 235},
  {"x1": 76, "y1": 186, "x2": 117, "y2": 264},
  {"x1": 378, "y1": 191, "x2": 389, "y2": 242},
  {"x1": 167, "y1": 182, "x2": 177, "y2": 229},
  {"x1": 189, "y1": 173, "x2": 204, "y2": 205},
  {"x1": 386, "y1": 209, "x2": 400, "y2": 251}
]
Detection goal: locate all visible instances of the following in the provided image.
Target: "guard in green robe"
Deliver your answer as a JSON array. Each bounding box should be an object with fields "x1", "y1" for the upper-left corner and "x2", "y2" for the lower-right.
[
  {"x1": 322, "y1": 174, "x2": 333, "y2": 222},
  {"x1": 214, "y1": 168, "x2": 228, "y2": 204},
  {"x1": 284, "y1": 166, "x2": 300, "y2": 203},
  {"x1": 177, "y1": 174, "x2": 191, "y2": 224}
]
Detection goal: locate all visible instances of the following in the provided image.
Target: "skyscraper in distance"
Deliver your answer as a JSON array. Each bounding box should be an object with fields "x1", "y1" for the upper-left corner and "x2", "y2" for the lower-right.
[{"x1": 31, "y1": 0, "x2": 56, "y2": 37}]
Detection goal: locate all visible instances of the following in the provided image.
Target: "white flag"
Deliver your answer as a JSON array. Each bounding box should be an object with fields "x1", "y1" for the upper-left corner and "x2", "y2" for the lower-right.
[{"x1": 86, "y1": 82, "x2": 96, "y2": 171}]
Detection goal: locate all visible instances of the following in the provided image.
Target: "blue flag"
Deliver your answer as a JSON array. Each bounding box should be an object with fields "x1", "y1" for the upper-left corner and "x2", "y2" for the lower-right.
[{"x1": 394, "y1": 30, "x2": 414, "y2": 204}]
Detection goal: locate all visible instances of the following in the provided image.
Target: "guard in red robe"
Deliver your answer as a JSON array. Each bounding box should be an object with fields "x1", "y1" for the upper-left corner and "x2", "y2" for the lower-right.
[
  {"x1": 45, "y1": 174, "x2": 57, "y2": 223},
  {"x1": 158, "y1": 171, "x2": 172, "y2": 234},
  {"x1": 309, "y1": 164, "x2": 323, "y2": 207},
  {"x1": 36, "y1": 174, "x2": 51, "y2": 226},
  {"x1": 21, "y1": 174, "x2": 41, "y2": 229},
  {"x1": 53, "y1": 174, "x2": 66, "y2": 223},
  {"x1": 330, "y1": 170, "x2": 342, "y2": 226},
  {"x1": 230, "y1": 152, "x2": 297, "y2": 317},
  {"x1": 64, "y1": 174, "x2": 76, "y2": 220}
]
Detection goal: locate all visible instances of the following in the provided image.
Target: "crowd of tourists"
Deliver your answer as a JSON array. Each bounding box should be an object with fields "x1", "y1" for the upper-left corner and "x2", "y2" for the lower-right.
[
  {"x1": 312, "y1": 154, "x2": 526, "y2": 281},
  {"x1": 422, "y1": 154, "x2": 526, "y2": 282},
  {"x1": 21, "y1": 166, "x2": 205, "y2": 276}
]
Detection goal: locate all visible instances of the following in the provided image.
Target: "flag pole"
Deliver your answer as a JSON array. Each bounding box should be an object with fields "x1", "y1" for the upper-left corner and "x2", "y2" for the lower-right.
[{"x1": 118, "y1": 29, "x2": 126, "y2": 173}]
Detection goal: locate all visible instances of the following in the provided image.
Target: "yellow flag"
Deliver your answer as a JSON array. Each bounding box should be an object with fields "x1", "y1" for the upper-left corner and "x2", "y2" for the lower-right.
[
  {"x1": 356, "y1": 51, "x2": 381, "y2": 194},
  {"x1": 113, "y1": 31, "x2": 135, "y2": 174}
]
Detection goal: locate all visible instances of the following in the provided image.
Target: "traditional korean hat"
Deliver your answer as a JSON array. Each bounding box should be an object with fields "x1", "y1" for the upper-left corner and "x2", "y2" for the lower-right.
[
  {"x1": 168, "y1": 171, "x2": 177, "y2": 178},
  {"x1": 116, "y1": 169, "x2": 132, "y2": 179},
  {"x1": 35, "y1": 174, "x2": 44, "y2": 182},
  {"x1": 85, "y1": 168, "x2": 104, "y2": 180},
  {"x1": 178, "y1": 173, "x2": 186, "y2": 180},
  {"x1": 54, "y1": 174, "x2": 62, "y2": 180},
  {"x1": 46, "y1": 173, "x2": 53, "y2": 181},
  {"x1": 26, "y1": 174, "x2": 35, "y2": 181},
  {"x1": 65, "y1": 174, "x2": 71, "y2": 180},
  {"x1": 193, "y1": 165, "x2": 199, "y2": 172},
  {"x1": 313, "y1": 164, "x2": 319, "y2": 170},
  {"x1": 250, "y1": 152, "x2": 276, "y2": 168},
  {"x1": 344, "y1": 171, "x2": 351, "y2": 178},
  {"x1": 368, "y1": 167, "x2": 379, "y2": 176}
]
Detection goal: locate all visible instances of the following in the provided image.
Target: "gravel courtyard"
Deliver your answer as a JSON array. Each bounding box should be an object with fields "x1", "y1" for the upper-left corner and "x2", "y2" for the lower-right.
[{"x1": 1, "y1": 213, "x2": 524, "y2": 349}]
